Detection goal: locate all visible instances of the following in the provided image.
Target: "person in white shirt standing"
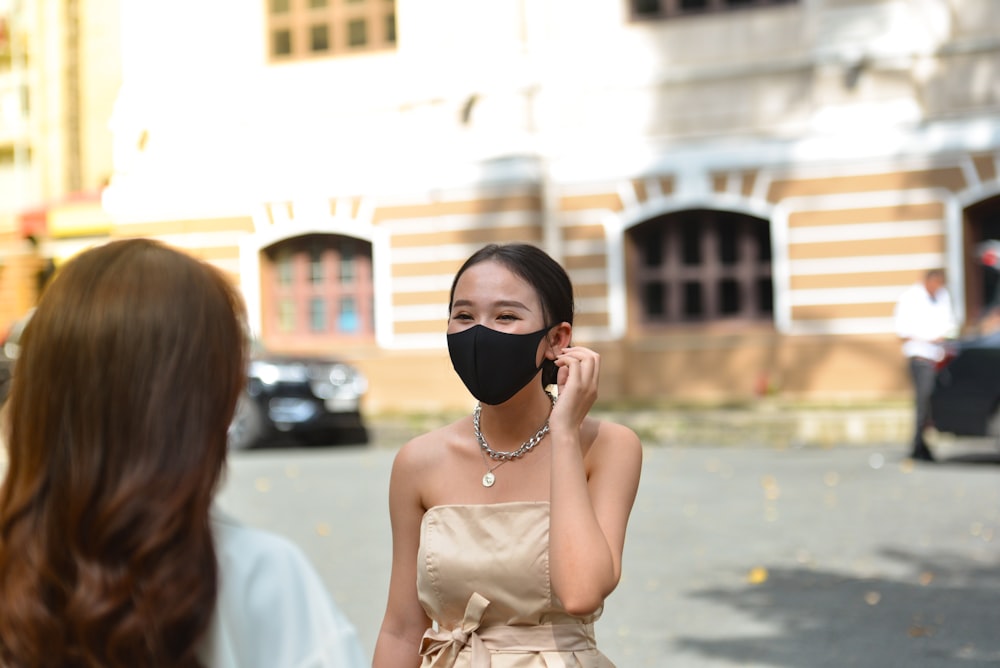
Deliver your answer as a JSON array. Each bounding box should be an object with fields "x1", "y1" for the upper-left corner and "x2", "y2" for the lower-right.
[{"x1": 893, "y1": 269, "x2": 959, "y2": 462}]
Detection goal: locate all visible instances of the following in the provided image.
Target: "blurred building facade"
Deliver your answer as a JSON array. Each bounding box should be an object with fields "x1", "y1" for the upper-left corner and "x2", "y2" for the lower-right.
[
  {"x1": 0, "y1": 0, "x2": 121, "y2": 324},
  {"x1": 2, "y1": 0, "x2": 999, "y2": 412}
]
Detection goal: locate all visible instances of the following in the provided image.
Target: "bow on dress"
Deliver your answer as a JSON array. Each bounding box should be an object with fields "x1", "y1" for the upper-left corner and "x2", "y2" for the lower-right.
[
  {"x1": 419, "y1": 593, "x2": 595, "y2": 668},
  {"x1": 419, "y1": 592, "x2": 492, "y2": 668}
]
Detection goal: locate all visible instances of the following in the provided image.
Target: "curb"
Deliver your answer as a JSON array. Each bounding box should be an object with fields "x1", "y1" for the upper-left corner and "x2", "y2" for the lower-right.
[
  {"x1": 368, "y1": 405, "x2": 916, "y2": 449},
  {"x1": 595, "y1": 407, "x2": 912, "y2": 448}
]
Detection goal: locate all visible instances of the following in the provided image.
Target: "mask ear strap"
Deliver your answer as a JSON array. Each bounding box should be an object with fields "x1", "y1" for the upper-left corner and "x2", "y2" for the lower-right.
[
  {"x1": 540, "y1": 356, "x2": 559, "y2": 387},
  {"x1": 536, "y1": 324, "x2": 559, "y2": 387}
]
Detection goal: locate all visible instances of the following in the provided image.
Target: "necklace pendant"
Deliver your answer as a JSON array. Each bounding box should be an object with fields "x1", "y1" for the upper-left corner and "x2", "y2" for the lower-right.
[{"x1": 482, "y1": 471, "x2": 496, "y2": 487}]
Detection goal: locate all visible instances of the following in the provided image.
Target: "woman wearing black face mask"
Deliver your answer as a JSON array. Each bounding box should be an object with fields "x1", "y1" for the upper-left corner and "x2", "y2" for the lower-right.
[{"x1": 374, "y1": 243, "x2": 643, "y2": 668}]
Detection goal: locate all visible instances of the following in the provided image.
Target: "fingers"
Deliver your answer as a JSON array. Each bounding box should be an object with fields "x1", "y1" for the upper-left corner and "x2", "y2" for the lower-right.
[
  {"x1": 551, "y1": 348, "x2": 599, "y2": 432},
  {"x1": 554, "y1": 346, "x2": 600, "y2": 364},
  {"x1": 555, "y1": 347, "x2": 600, "y2": 378},
  {"x1": 554, "y1": 347, "x2": 600, "y2": 396}
]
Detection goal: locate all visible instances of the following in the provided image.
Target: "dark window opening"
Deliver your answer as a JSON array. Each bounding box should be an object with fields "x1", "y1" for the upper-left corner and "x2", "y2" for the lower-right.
[
  {"x1": 348, "y1": 19, "x2": 367, "y2": 46},
  {"x1": 630, "y1": 0, "x2": 797, "y2": 20},
  {"x1": 385, "y1": 13, "x2": 396, "y2": 43},
  {"x1": 719, "y1": 279, "x2": 740, "y2": 315},
  {"x1": 630, "y1": 209, "x2": 773, "y2": 324},
  {"x1": 757, "y1": 277, "x2": 774, "y2": 314},
  {"x1": 272, "y1": 30, "x2": 292, "y2": 56},
  {"x1": 683, "y1": 282, "x2": 703, "y2": 319},
  {"x1": 681, "y1": 217, "x2": 701, "y2": 265},
  {"x1": 643, "y1": 229, "x2": 663, "y2": 267},
  {"x1": 718, "y1": 221, "x2": 738, "y2": 265},
  {"x1": 644, "y1": 282, "x2": 666, "y2": 317},
  {"x1": 311, "y1": 25, "x2": 329, "y2": 51},
  {"x1": 756, "y1": 223, "x2": 772, "y2": 261},
  {"x1": 634, "y1": 0, "x2": 661, "y2": 14}
]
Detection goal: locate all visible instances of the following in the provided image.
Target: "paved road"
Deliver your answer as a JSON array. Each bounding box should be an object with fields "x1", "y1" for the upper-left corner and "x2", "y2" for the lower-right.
[{"x1": 216, "y1": 438, "x2": 1000, "y2": 667}]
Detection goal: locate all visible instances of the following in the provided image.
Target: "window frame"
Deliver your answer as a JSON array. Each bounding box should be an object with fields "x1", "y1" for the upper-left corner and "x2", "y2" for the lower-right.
[
  {"x1": 263, "y1": 234, "x2": 375, "y2": 344},
  {"x1": 266, "y1": 0, "x2": 396, "y2": 61},
  {"x1": 628, "y1": 209, "x2": 774, "y2": 328}
]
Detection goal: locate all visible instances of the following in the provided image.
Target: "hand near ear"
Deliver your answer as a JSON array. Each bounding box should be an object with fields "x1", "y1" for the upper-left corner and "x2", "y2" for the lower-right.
[{"x1": 551, "y1": 346, "x2": 600, "y2": 435}]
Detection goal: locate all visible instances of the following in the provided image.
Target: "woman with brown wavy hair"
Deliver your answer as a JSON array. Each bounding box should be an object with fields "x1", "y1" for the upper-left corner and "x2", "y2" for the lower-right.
[{"x1": 0, "y1": 239, "x2": 365, "y2": 668}]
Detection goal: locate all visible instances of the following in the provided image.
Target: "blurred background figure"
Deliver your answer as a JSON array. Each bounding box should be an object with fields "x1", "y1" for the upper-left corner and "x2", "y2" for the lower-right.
[
  {"x1": 0, "y1": 239, "x2": 366, "y2": 668},
  {"x1": 893, "y1": 269, "x2": 958, "y2": 462}
]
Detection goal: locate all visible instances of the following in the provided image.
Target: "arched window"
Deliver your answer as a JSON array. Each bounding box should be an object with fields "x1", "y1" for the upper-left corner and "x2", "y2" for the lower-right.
[
  {"x1": 628, "y1": 209, "x2": 773, "y2": 324},
  {"x1": 262, "y1": 234, "x2": 374, "y2": 345}
]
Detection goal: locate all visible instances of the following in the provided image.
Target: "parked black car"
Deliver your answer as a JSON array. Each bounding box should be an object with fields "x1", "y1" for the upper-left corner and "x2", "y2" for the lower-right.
[
  {"x1": 929, "y1": 239, "x2": 1000, "y2": 444},
  {"x1": 227, "y1": 346, "x2": 369, "y2": 449},
  {"x1": 0, "y1": 312, "x2": 368, "y2": 449},
  {"x1": 930, "y1": 338, "x2": 1000, "y2": 441},
  {"x1": 0, "y1": 311, "x2": 32, "y2": 405}
]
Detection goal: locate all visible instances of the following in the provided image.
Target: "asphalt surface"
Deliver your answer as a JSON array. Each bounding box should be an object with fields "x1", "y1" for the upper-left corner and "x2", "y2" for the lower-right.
[{"x1": 216, "y1": 435, "x2": 1000, "y2": 667}]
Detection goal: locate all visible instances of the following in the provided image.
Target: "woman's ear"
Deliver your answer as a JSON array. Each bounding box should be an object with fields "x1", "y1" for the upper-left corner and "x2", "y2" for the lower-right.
[{"x1": 545, "y1": 322, "x2": 572, "y2": 359}]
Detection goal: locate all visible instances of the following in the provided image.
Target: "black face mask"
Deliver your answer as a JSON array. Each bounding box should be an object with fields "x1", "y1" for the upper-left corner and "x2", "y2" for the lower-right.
[{"x1": 447, "y1": 325, "x2": 551, "y2": 405}]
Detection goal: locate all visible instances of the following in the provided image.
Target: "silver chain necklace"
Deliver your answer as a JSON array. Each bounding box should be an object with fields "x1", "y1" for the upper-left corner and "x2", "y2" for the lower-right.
[{"x1": 474, "y1": 392, "x2": 555, "y2": 487}]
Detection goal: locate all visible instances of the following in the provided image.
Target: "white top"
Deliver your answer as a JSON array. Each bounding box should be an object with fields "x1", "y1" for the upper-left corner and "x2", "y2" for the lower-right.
[
  {"x1": 198, "y1": 510, "x2": 367, "y2": 668},
  {"x1": 893, "y1": 282, "x2": 958, "y2": 362}
]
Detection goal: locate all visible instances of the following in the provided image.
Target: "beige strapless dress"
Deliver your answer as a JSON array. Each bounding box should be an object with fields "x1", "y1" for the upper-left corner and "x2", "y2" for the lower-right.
[{"x1": 417, "y1": 501, "x2": 615, "y2": 668}]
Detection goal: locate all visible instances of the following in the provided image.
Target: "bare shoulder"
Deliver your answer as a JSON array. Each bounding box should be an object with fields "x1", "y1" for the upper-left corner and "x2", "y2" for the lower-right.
[
  {"x1": 582, "y1": 418, "x2": 643, "y2": 474},
  {"x1": 394, "y1": 424, "x2": 448, "y2": 473},
  {"x1": 391, "y1": 418, "x2": 470, "y2": 482},
  {"x1": 584, "y1": 417, "x2": 642, "y2": 453}
]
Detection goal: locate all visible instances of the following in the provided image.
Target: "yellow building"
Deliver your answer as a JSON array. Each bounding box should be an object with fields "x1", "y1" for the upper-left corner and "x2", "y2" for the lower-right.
[
  {"x1": 3, "y1": 0, "x2": 1000, "y2": 413},
  {"x1": 0, "y1": 0, "x2": 121, "y2": 324}
]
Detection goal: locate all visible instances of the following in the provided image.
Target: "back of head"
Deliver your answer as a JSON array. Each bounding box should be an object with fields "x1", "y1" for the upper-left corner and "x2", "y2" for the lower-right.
[{"x1": 0, "y1": 239, "x2": 247, "y2": 667}]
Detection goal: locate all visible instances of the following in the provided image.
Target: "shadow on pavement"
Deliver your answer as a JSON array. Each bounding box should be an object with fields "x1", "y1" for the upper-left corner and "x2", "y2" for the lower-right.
[{"x1": 673, "y1": 548, "x2": 1000, "y2": 667}]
